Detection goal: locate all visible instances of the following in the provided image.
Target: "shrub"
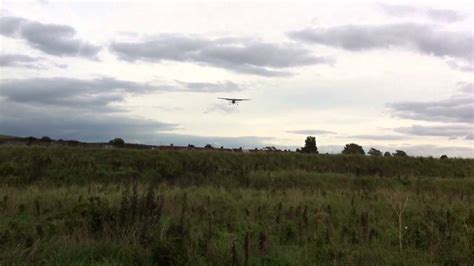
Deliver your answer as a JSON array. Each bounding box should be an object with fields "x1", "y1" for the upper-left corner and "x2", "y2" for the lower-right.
[
  {"x1": 342, "y1": 143, "x2": 365, "y2": 155},
  {"x1": 393, "y1": 150, "x2": 408, "y2": 157},
  {"x1": 300, "y1": 136, "x2": 319, "y2": 154},
  {"x1": 368, "y1": 148, "x2": 382, "y2": 156},
  {"x1": 109, "y1": 138, "x2": 125, "y2": 147}
]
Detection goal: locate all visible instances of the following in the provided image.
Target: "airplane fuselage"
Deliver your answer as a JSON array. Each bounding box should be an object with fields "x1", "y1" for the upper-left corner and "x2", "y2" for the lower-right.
[{"x1": 218, "y1": 97, "x2": 249, "y2": 105}]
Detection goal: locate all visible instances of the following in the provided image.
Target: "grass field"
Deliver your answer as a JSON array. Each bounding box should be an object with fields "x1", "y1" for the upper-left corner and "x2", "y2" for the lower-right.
[{"x1": 0, "y1": 146, "x2": 473, "y2": 265}]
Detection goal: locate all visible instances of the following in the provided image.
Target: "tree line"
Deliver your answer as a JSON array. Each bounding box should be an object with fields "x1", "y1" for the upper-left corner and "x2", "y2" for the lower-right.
[{"x1": 297, "y1": 136, "x2": 448, "y2": 159}]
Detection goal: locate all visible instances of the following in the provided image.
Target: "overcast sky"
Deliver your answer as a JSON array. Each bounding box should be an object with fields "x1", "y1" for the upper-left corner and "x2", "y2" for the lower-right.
[{"x1": 0, "y1": 0, "x2": 473, "y2": 157}]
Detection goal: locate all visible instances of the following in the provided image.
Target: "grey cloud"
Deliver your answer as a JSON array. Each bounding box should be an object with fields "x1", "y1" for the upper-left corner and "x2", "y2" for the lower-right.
[
  {"x1": 343, "y1": 134, "x2": 406, "y2": 141},
  {"x1": 0, "y1": 77, "x2": 249, "y2": 113},
  {"x1": 0, "y1": 53, "x2": 69, "y2": 69},
  {"x1": 0, "y1": 54, "x2": 43, "y2": 69},
  {"x1": 288, "y1": 23, "x2": 473, "y2": 63},
  {"x1": 0, "y1": 77, "x2": 160, "y2": 112},
  {"x1": 176, "y1": 80, "x2": 243, "y2": 93},
  {"x1": 0, "y1": 77, "x2": 250, "y2": 111},
  {"x1": 379, "y1": 4, "x2": 466, "y2": 22},
  {"x1": 110, "y1": 34, "x2": 332, "y2": 76},
  {"x1": 0, "y1": 17, "x2": 25, "y2": 36},
  {"x1": 394, "y1": 124, "x2": 473, "y2": 139},
  {"x1": 286, "y1": 129, "x2": 335, "y2": 135},
  {"x1": 447, "y1": 60, "x2": 473, "y2": 72},
  {"x1": 0, "y1": 16, "x2": 101, "y2": 59},
  {"x1": 0, "y1": 99, "x2": 272, "y2": 148},
  {"x1": 0, "y1": 100, "x2": 177, "y2": 142},
  {"x1": 0, "y1": 77, "x2": 180, "y2": 143},
  {"x1": 0, "y1": 77, "x2": 267, "y2": 148},
  {"x1": 388, "y1": 83, "x2": 474, "y2": 124}
]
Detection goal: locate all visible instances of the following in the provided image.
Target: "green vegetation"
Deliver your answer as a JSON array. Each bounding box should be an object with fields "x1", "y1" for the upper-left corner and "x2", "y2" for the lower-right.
[
  {"x1": 342, "y1": 143, "x2": 365, "y2": 155},
  {"x1": 0, "y1": 146, "x2": 473, "y2": 265},
  {"x1": 299, "y1": 136, "x2": 319, "y2": 154},
  {"x1": 109, "y1": 138, "x2": 125, "y2": 147},
  {"x1": 368, "y1": 148, "x2": 382, "y2": 157}
]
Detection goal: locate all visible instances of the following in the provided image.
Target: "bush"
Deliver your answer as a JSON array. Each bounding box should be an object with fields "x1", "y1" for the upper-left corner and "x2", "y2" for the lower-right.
[
  {"x1": 368, "y1": 148, "x2": 382, "y2": 156},
  {"x1": 393, "y1": 150, "x2": 408, "y2": 157},
  {"x1": 109, "y1": 138, "x2": 125, "y2": 147},
  {"x1": 300, "y1": 136, "x2": 319, "y2": 154},
  {"x1": 41, "y1": 136, "x2": 52, "y2": 142},
  {"x1": 342, "y1": 143, "x2": 365, "y2": 155}
]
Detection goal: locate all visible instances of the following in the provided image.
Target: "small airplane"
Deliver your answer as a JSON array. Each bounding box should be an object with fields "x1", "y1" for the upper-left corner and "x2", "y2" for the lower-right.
[{"x1": 218, "y1": 97, "x2": 251, "y2": 105}]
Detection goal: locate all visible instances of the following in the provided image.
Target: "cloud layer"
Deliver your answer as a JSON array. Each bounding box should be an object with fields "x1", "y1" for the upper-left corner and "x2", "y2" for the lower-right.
[
  {"x1": 0, "y1": 77, "x2": 161, "y2": 112},
  {"x1": 394, "y1": 124, "x2": 473, "y2": 140},
  {"x1": 0, "y1": 98, "x2": 273, "y2": 148},
  {"x1": 110, "y1": 34, "x2": 332, "y2": 76},
  {"x1": 0, "y1": 77, "x2": 175, "y2": 142},
  {"x1": 176, "y1": 80, "x2": 243, "y2": 93},
  {"x1": 379, "y1": 4, "x2": 466, "y2": 22},
  {"x1": 286, "y1": 129, "x2": 335, "y2": 135},
  {"x1": 343, "y1": 134, "x2": 406, "y2": 141},
  {"x1": 0, "y1": 77, "x2": 246, "y2": 112},
  {"x1": 288, "y1": 23, "x2": 473, "y2": 64},
  {"x1": 0, "y1": 53, "x2": 43, "y2": 69},
  {"x1": 0, "y1": 100, "x2": 177, "y2": 141},
  {"x1": 388, "y1": 83, "x2": 473, "y2": 124},
  {"x1": 0, "y1": 77, "x2": 257, "y2": 145},
  {"x1": 388, "y1": 83, "x2": 473, "y2": 141},
  {"x1": 0, "y1": 16, "x2": 101, "y2": 59}
]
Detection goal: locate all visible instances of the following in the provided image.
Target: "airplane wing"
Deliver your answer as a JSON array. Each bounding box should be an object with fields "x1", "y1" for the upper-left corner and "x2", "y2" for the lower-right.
[{"x1": 218, "y1": 97, "x2": 251, "y2": 101}]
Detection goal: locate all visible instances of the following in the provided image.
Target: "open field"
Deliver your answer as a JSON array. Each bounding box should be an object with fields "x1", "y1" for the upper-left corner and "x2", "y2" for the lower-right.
[{"x1": 0, "y1": 146, "x2": 473, "y2": 265}]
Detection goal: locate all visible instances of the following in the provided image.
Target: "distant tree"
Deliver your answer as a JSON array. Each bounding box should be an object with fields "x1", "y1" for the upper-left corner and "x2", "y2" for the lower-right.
[
  {"x1": 342, "y1": 143, "x2": 365, "y2": 155},
  {"x1": 41, "y1": 136, "x2": 52, "y2": 142},
  {"x1": 384, "y1": 151, "x2": 392, "y2": 157},
  {"x1": 368, "y1": 147, "x2": 382, "y2": 156},
  {"x1": 393, "y1": 150, "x2": 408, "y2": 157},
  {"x1": 264, "y1": 146, "x2": 278, "y2": 152},
  {"x1": 440, "y1": 154, "x2": 448, "y2": 160},
  {"x1": 26, "y1": 136, "x2": 37, "y2": 145},
  {"x1": 109, "y1": 138, "x2": 125, "y2": 147},
  {"x1": 300, "y1": 136, "x2": 319, "y2": 154},
  {"x1": 204, "y1": 144, "x2": 213, "y2": 149}
]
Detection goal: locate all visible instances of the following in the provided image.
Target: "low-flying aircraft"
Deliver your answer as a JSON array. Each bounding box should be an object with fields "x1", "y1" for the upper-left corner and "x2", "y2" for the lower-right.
[{"x1": 218, "y1": 97, "x2": 251, "y2": 105}]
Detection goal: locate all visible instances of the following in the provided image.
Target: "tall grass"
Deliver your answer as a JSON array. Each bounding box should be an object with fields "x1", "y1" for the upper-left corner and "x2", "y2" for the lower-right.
[
  {"x1": 0, "y1": 146, "x2": 472, "y2": 264},
  {"x1": 0, "y1": 146, "x2": 472, "y2": 186}
]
